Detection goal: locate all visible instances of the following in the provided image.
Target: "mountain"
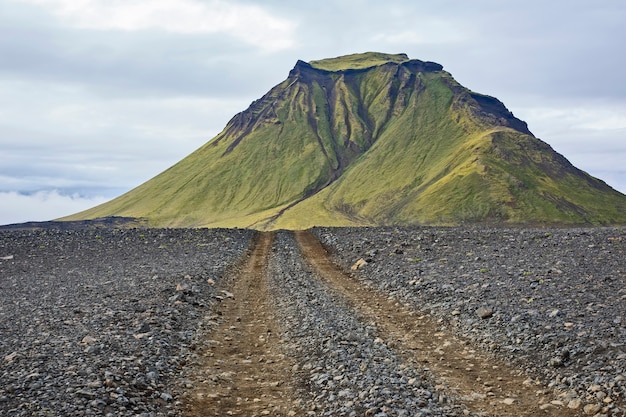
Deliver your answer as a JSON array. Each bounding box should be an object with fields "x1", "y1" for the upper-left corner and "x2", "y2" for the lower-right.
[{"x1": 63, "y1": 52, "x2": 626, "y2": 229}]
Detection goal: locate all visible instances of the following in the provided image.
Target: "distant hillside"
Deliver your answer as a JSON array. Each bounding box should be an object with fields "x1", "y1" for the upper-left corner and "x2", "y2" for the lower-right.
[{"x1": 63, "y1": 52, "x2": 626, "y2": 229}]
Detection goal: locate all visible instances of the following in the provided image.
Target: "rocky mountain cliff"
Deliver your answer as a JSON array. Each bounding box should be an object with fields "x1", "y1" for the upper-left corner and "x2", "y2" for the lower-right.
[{"x1": 64, "y1": 52, "x2": 626, "y2": 229}]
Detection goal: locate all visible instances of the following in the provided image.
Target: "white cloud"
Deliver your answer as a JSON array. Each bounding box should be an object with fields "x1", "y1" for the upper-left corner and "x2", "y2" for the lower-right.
[
  {"x1": 14, "y1": 0, "x2": 297, "y2": 52},
  {"x1": 512, "y1": 103, "x2": 626, "y2": 193},
  {"x1": 371, "y1": 17, "x2": 470, "y2": 45},
  {"x1": 0, "y1": 190, "x2": 110, "y2": 225},
  {"x1": 517, "y1": 105, "x2": 626, "y2": 132}
]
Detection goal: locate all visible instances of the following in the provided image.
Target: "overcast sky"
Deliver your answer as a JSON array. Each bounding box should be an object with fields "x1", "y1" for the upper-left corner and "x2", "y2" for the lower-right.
[{"x1": 1, "y1": 0, "x2": 625, "y2": 224}]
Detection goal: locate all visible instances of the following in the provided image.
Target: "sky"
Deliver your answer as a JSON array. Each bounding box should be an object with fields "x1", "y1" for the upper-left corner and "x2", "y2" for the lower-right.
[{"x1": 1, "y1": 0, "x2": 625, "y2": 224}]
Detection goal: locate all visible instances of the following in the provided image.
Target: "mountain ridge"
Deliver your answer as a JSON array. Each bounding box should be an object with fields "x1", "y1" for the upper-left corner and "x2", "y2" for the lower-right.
[{"x1": 62, "y1": 52, "x2": 626, "y2": 229}]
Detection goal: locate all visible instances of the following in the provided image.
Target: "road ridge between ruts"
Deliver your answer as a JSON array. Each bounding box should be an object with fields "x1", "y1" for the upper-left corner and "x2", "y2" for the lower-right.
[
  {"x1": 295, "y1": 229, "x2": 583, "y2": 417},
  {"x1": 184, "y1": 231, "x2": 298, "y2": 416}
]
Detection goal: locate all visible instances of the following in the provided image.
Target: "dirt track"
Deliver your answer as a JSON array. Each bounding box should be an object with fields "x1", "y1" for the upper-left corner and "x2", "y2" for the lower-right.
[
  {"x1": 295, "y1": 230, "x2": 580, "y2": 416},
  {"x1": 184, "y1": 232, "x2": 297, "y2": 416},
  {"x1": 183, "y1": 230, "x2": 595, "y2": 416}
]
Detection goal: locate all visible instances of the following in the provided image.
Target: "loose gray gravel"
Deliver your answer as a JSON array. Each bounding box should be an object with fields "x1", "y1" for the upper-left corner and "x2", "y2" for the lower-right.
[
  {"x1": 2, "y1": 225, "x2": 624, "y2": 416},
  {"x1": 314, "y1": 226, "x2": 626, "y2": 416},
  {"x1": 0, "y1": 228, "x2": 252, "y2": 416}
]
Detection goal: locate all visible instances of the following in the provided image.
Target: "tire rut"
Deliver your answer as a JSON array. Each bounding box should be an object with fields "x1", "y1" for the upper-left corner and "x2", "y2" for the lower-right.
[
  {"x1": 295, "y1": 230, "x2": 582, "y2": 417},
  {"x1": 184, "y1": 231, "x2": 297, "y2": 416}
]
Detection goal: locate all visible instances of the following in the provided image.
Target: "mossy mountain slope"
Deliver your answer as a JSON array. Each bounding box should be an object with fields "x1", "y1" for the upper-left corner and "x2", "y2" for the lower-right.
[{"x1": 65, "y1": 52, "x2": 626, "y2": 229}]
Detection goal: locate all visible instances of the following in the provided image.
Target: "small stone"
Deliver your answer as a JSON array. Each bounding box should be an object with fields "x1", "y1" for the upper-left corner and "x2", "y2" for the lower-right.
[
  {"x1": 87, "y1": 380, "x2": 103, "y2": 388},
  {"x1": 549, "y1": 357, "x2": 563, "y2": 367},
  {"x1": 476, "y1": 307, "x2": 493, "y2": 319},
  {"x1": 81, "y1": 336, "x2": 97, "y2": 344},
  {"x1": 76, "y1": 390, "x2": 97, "y2": 399},
  {"x1": 584, "y1": 404, "x2": 601, "y2": 414},
  {"x1": 502, "y1": 398, "x2": 516, "y2": 405},
  {"x1": 0, "y1": 255, "x2": 14, "y2": 260},
  {"x1": 160, "y1": 392, "x2": 173, "y2": 402},
  {"x1": 221, "y1": 290, "x2": 234, "y2": 299},
  {"x1": 567, "y1": 398, "x2": 582, "y2": 409},
  {"x1": 135, "y1": 322, "x2": 151, "y2": 333},
  {"x1": 351, "y1": 258, "x2": 368, "y2": 270}
]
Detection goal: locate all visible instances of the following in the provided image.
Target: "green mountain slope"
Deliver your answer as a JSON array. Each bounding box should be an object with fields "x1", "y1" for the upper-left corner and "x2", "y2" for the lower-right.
[{"x1": 64, "y1": 52, "x2": 626, "y2": 229}]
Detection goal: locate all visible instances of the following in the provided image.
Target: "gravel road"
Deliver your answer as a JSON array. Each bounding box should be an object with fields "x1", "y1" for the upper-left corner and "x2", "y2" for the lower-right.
[
  {"x1": 268, "y1": 230, "x2": 467, "y2": 416},
  {"x1": 1, "y1": 225, "x2": 624, "y2": 416}
]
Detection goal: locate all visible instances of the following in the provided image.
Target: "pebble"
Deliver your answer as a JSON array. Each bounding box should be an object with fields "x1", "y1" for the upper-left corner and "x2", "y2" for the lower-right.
[
  {"x1": 476, "y1": 307, "x2": 493, "y2": 319},
  {"x1": 584, "y1": 403, "x2": 602, "y2": 414},
  {"x1": 568, "y1": 398, "x2": 582, "y2": 409}
]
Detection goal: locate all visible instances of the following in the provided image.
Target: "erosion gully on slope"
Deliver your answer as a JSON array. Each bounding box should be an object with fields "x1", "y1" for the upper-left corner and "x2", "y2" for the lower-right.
[
  {"x1": 183, "y1": 232, "x2": 298, "y2": 416},
  {"x1": 295, "y1": 230, "x2": 582, "y2": 417}
]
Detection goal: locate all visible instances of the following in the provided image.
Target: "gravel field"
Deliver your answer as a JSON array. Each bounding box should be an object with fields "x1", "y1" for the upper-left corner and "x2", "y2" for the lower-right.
[
  {"x1": 0, "y1": 228, "x2": 253, "y2": 416},
  {"x1": 1, "y1": 225, "x2": 624, "y2": 416},
  {"x1": 314, "y1": 226, "x2": 626, "y2": 416}
]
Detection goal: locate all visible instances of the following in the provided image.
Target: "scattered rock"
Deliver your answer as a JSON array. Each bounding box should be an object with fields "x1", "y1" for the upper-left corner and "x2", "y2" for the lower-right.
[
  {"x1": 135, "y1": 322, "x2": 151, "y2": 333},
  {"x1": 475, "y1": 307, "x2": 493, "y2": 319},
  {"x1": 567, "y1": 398, "x2": 582, "y2": 409},
  {"x1": 76, "y1": 390, "x2": 97, "y2": 399},
  {"x1": 550, "y1": 357, "x2": 563, "y2": 367},
  {"x1": 221, "y1": 290, "x2": 234, "y2": 299},
  {"x1": 159, "y1": 392, "x2": 173, "y2": 402},
  {"x1": 583, "y1": 403, "x2": 601, "y2": 414},
  {"x1": 351, "y1": 258, "x2": 368, "y2": 270}
]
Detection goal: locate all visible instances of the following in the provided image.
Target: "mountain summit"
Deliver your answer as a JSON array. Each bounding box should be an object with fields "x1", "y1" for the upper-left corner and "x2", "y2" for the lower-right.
[{"x1": 65, "y1": 52, "x2": 626, "y2": 228}]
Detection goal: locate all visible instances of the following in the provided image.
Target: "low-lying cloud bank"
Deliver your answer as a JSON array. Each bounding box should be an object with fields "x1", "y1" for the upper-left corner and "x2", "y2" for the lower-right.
[{"x1": 0, "y1": 190, "x2": 110, "y2": 225}]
